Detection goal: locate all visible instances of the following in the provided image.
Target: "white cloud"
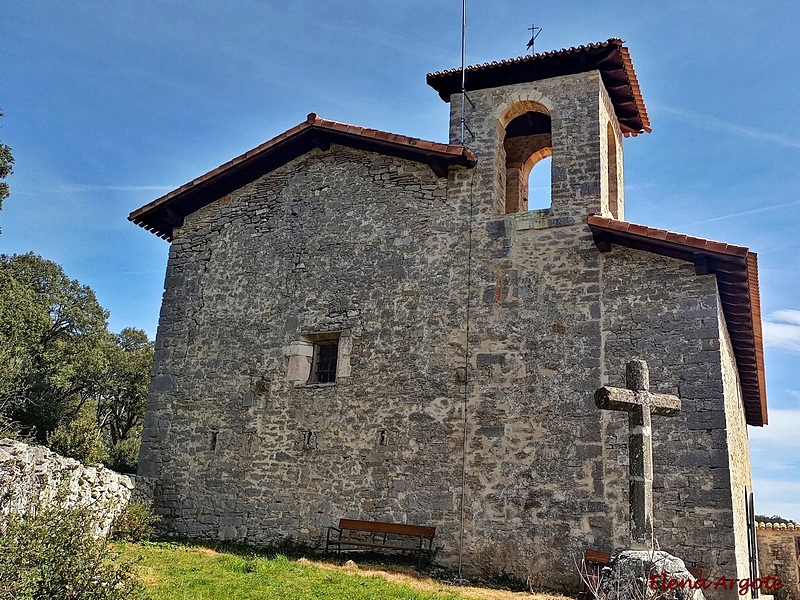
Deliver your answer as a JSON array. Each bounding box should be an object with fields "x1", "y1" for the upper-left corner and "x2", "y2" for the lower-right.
[
  {"x1": 751, "y1": 408, "x2": 800, "y2": 449},
  {"x1": 679, "y1": 199, "x2": 800, "y2": 226},
  {"x1": 750, "y1": 408, "x2": 800, "y2": 520},
  {"x1": 762, "y1": 309, "x2": 800, "y2": 352},
  {"x1": 655, "y1": 104, "x2": 800, "y2": 151},
  {"x1": 771, "y1": 310, "x2": 800, "y2": 326},
  {"x1": 752, "y1": 478, "x2": 800, "y2": 522}
]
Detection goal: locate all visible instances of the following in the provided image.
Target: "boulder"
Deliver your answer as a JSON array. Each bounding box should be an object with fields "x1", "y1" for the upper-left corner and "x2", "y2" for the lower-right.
[{"x1": 600, "y1": 549, "x2": 705, "y2": 600}]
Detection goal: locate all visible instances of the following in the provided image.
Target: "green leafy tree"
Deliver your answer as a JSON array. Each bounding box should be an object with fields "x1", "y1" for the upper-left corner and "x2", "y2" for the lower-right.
[
  {"x1": 0, "y1": 253, "x2": 153, "y2": 469},
  {"x1": 0, "y1": 108, "x2": 13, "y2": 212},
  {"x1": 0, "y1": 268, "x2": 49, "y2": 434},
  {"x1": 97, "y1": 328, "x2": 153, "y2": 472},
  {"x1": 755, "y1": 514, "x2": 796, "y2": 524},
  {"x1": 0, "y1": 253, "x2": 109, "y2": 441}
]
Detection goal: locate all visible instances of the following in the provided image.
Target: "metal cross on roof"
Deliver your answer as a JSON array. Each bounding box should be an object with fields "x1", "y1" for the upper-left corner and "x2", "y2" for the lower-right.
[
  {"x1": 595, "y1": 360, "x2": 681, "y2": 549},
  {"x1": 526, "y1": 24, "x2": 542, "y2": 54}
]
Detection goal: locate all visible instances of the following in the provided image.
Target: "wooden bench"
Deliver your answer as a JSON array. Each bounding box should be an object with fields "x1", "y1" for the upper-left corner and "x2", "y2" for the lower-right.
[
  {"x1": 581, "y1": 548, "x2": 705, "y2": 598},
  {"x1": 325, "y1": 518, "x2": 436, "y2": 568}
]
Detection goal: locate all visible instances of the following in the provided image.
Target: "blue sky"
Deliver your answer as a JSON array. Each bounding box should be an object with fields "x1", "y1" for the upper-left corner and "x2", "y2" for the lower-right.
[{"x1": 2, "y1": 1, "x2": 798, "y2": 520}]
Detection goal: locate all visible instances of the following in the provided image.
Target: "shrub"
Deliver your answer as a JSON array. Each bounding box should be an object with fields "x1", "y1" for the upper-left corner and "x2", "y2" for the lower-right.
[
  {"x1": 0, "y1": 499, "x2": 144, "y2": 599},
  {"x1": 47, "y1": 410, "x2": 108, "y2": 465},
  {"x1": 106, "y1": 429, "x2": 142, "y2": 473},
  {"x1": 110, "y1": 499, "x2": 159, "y2": 542}
]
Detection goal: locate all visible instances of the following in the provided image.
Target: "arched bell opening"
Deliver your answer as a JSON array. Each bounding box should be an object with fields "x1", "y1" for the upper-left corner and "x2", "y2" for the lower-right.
[{"x1": 502, "y1": 109, "x2": 552, "y2": 213}]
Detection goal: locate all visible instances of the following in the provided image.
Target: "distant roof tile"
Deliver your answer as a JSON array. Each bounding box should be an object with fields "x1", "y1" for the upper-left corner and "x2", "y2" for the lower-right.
[{"x1": 756, "y1": 522, "x2": 799, "y2": 531}]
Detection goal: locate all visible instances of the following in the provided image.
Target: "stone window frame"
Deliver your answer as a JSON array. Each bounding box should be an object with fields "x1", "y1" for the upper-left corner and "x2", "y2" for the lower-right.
[
  {"x1": 284, "y1": 330, "x2": 352, "y2": 386},
  {"x1": 309, "y1": 337, "x2": 338, "y2": 383}
]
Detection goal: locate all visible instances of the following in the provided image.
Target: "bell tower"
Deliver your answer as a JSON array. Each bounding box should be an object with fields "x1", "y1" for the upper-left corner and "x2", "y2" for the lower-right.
[{"x1": 427, "y1": 38, "x2": 650, "y2": 224}]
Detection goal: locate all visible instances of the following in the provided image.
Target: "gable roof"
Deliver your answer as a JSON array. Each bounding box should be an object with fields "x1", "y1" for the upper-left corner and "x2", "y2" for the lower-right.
[
  {"x1": 426, "y1": 38, "x2": 650, "y2": 137},
  {"x1": 129, "y1": 113, "x2": 477, "y2": 241},
  {"x1": 588, "y1": 215, "x2": 767, "y2": 427}
]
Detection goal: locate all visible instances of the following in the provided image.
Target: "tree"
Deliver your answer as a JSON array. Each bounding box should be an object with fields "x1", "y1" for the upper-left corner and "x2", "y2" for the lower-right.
[
  {"x1": 0, "y1": 253, "x2": 154, "y2": 470},
  {"x1": 0, "y1": 267, "x2": 49, "y2": 432},
  {"x1": 0, "y1": 108, "x2": 13, "y2": 212},
  {"x1": 0, "y1": 253, "x2": 109, "y2": 440},
  {"x1": 48, "y1": 406, "x2": 109, "y2": 465},
  {"x1": 97, "y1": 328, "x2": 153, "y2": 472},
  {"x1": 755, "y1": 514, "x2": 796, "y2": 524}
]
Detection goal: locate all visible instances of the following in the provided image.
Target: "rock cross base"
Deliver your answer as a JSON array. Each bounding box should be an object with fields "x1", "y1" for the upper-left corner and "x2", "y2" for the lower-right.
[
  {"x1": 595, "y1": 360, "x2": 681, "y2": 550},
  {"x1": 601, "y1": 549, "x2": 705, "y2": 600}
]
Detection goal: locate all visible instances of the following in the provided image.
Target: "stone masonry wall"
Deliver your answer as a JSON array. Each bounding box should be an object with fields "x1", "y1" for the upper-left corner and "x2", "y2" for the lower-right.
[
  {"x1": 443, "y1": 71, "x2": 611, "y2": 590},
  {"x1": 757, "y1": 523, "x2": 800, "y2": 600},
  {"x1": 140, "y1": 146, "x2": 472, "y2": 551},
  {"x1": 0, "y1": 438, "x2": 153, "y2": 537},
  {"x1": 440, "y1": 67, "x2": 751, "y2": 595},
  {"x1": 719, "y1": 301, "x2": 756, "y2": 587}
]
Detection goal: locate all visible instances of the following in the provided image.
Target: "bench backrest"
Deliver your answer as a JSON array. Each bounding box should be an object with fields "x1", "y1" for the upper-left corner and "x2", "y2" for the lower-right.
[
  {"x1": 339, "y1": 518, "x2": 436, "y2": 538},
  {"x1": 584, "y1": 549, "x2": 611, "y2": 564}
]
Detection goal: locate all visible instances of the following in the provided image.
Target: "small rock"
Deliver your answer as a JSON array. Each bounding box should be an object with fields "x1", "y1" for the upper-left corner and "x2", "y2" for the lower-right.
[{"x1": 343, "y1": 560, "x2": 358, "y2": 571}]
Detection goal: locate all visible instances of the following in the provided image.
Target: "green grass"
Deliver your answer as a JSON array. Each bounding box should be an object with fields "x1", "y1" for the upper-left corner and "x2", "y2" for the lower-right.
[{"x1": 120, "y1": 541, "x2": 474, "y2": 600}]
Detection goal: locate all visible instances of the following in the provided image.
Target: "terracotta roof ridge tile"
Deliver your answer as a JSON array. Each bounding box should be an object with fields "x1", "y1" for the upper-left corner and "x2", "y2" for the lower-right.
[
  {"x1": 426, "y1": 38, "x2": 623, "y2": 78},
  {"x1": 756, "y1": 521, "x2": 799, "y2": 530},
  {"x1": 304, "y1": 114, "x2": 475, "y2": 158},
  {"x1": 426, "y1": 37, "x2": 648, "y2": 137}
]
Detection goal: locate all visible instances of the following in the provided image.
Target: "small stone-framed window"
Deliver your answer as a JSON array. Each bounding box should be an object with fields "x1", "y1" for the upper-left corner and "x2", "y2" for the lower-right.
[
  {"x1": 284, "y1": 330, "x2": 351, "y2": 385},
  {"x1": 309, "y1": 339, "x2": 338, "y2": 383}
]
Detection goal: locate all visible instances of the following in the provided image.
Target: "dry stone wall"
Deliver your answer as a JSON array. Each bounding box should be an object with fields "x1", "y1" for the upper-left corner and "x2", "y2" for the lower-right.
[{"x1": 0, "y1": 438, "x2": 153, "y2": 537}]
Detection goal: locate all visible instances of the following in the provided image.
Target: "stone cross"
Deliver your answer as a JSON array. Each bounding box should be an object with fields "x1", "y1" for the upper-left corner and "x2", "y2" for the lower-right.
[{"x1": 595, "y1": 360, "x2": 681, "y2": 550}]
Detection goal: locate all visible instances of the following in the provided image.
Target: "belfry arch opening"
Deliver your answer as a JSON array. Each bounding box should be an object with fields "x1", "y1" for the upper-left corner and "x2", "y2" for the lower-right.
[
  {"x1": 607, "y1": 122, "x2": 619, "y2": 219},
  {"x1": 502, "y1": 107, "x2": 552, "y2": 214}
]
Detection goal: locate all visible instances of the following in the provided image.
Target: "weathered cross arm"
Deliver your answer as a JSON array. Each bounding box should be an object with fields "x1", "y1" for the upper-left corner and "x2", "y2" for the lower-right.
[{"x1": 594, "y1": 387, "x2": 681, "y2": 416}]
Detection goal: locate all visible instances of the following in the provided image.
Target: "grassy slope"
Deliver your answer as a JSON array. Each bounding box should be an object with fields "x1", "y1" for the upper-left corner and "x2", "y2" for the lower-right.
[{"x1": 121, "y1": 542, "x2": 568, "y2": 600}]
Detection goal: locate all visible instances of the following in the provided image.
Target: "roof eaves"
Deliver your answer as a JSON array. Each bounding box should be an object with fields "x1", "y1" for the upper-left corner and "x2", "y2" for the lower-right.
[
  {"x1": 129, "y1": 114, "x2": 476, "y2": 240},
  {"x1": 426, "y1": 38, "x2": 650, "y2": 137},
  {"x1": 587, "y1": 215, "x2": 767, "y2": 427}
]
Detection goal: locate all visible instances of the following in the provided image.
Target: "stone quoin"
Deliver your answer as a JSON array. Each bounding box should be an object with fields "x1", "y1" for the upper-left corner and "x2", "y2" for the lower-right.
[{"x1": 130, "y1": 39, "x2": 768, "y2": 598}]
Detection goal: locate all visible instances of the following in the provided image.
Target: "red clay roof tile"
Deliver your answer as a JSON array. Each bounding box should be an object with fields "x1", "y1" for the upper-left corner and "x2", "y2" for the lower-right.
[{"x1": 427, "y1": 38, "x2": 650, "y2": 136}]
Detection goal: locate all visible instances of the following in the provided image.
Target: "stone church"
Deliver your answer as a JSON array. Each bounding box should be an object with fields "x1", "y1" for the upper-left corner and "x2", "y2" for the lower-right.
[{"x1": 131, "y1": 39, "x2": 768, "y2": 594}]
